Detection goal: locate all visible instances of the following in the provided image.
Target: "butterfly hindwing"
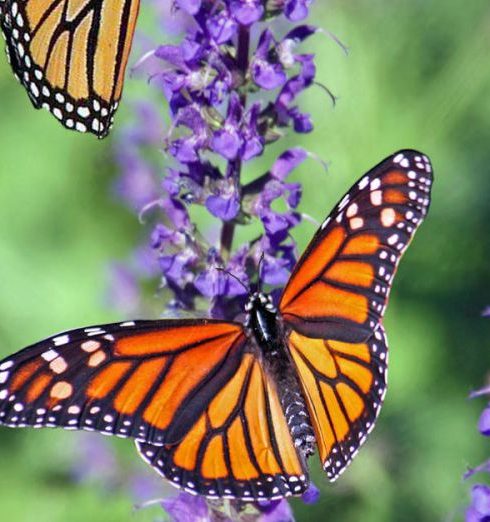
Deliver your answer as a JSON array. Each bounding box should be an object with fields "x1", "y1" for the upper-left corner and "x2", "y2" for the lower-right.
[
  {"x1": 280, "y1": 149, "x2": 433, "y2": 343},
  {"x1": 287, "y1": 325, "x2": 388, "y2": 480},
  {"x1": 137, "y1": 353, "x2": 308, "y2": 500},
  {"x1": 0, "y1": 0, "x2": 141, "y2": 137},
  {"x1": 0, "y1": 320, "x2": 248, "y2": 445}
]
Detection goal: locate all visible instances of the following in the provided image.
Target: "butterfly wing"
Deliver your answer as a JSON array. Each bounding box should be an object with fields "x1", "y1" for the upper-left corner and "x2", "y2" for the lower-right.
[
  {"x1": 0, "y1": 319, "x2": 249, "y2": 445},
  {"x1": 287, "y1": 325, "x2": 387, "y2": 480},
  {"x1": 0, "y1": 0, "x2": 140, "y2": 138},
  {"x1": 280, "y1": 149, "x2": 433, "y2": 343},
  {"x1": 137, "y1": 352, "x2": 308, "y2": 500},
  {"x1": 0, "y1": 319, "x2": 307, "y2": 500},
  {"x1": 279, "y1": 150, "x2": 433, "y2": 478}
]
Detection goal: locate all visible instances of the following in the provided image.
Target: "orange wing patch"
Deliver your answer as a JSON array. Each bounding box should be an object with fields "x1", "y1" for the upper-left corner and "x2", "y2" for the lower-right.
[
  {"x1": 288, "y1": 326, "x2": 388, "y2": 481},
  {"x1": 281, "y1": 226, "x2": 346, "y2": 309},
  {"x1": 115, "y1": 322, "x2": 239, "y2": 356},
  {"x1": 342, "y1": 234, "x2": 380, "y2": 256},
  {"x1": 137, "y1": 354, "x2": 308, "y2": 500},
  {"x1": 284, "y1": 279, "x2": 369, "y2": 325}
]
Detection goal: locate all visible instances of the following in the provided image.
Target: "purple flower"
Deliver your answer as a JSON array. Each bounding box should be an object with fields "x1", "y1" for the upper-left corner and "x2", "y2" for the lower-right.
[
  {"x1": 176, "y1": 0, "x2": 202, "y2": 16},
  {"x1": 161, "y1": 492, "x2": 210, "y2": 521},
  {"x1": 106, "y1": 263, "x2": 141, "y2": 316},
  {"x1": 211, "y1": 93, "x2": 244, "y2": 160},
  {"x1": 275, "y1": 54, "x2": 316, "y2": 132},
  {"x1": 242, "y1": 102, "x2": 264, "y2": 160},
  {"x1": 153, "y1": 0, "x2": 193, "y2": 35},
  {"x1": 231, "y1": 0, "x2": 264, "y2": 26},
  {"x1": 69, "y1": 433, "x2": 120, "y2": 488},
  {"x1": 252, "y1": 30, "x2": 288, "y2": 90},
  {"x1": 258, "y1": 499, "x2": 295, "y2": 522},
  {"x1": 465, "y1": 324, "x2": 490, "y2": 515},
  {"x1": 467, "y1": 485, "x2": 490, "y2": 522},
  {"x1": 206, "y1": 7, "x2": 238, "y2": 44},
  {"x1": 284, "y1": 0, "x2": 313, "y2": 21},
  {"x1": 302, "y1": 482, "x2": 320, "y2": 504},
  {"x1": 271, "y1": 147, "x2": 308, "y2": 180},
  {"x1": 129, "y1": 472, "x2": 164, "y2": 504},
  {"x1": 194, "y1": 249, "x2": 248, "y2": 297},
  {"x1": 479, "y1": 405, "x2": 490, "y2": 436},
  {"x1": 206, "y1": 192, "x2": 240, "y2": 221}
]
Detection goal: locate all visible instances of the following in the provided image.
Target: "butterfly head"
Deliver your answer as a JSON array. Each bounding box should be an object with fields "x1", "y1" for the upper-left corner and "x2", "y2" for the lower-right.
[
  {"x1": 244, "y1": 292, "x2": 276, "y2": 314},
  {"x1": 244, "y1": 292, "x2": 280, "y2": 351}
]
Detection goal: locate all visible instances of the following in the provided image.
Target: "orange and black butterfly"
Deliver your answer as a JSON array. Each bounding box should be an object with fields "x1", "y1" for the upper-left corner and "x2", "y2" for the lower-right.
[
  {"x1": 0, "y1": 0, "x2": 140, "y2": 138},
  {"x1": 0, "y1": 150, "x2": 433, "y2": 500}
]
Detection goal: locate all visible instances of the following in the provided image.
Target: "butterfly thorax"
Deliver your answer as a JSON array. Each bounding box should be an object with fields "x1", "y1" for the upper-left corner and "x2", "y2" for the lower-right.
[
  {"x1": 245, "y1": 292, "x2": 316, "y2": 458},
  {"x1": 244, "y1": 293, "x2": 281, "y2": 354}
]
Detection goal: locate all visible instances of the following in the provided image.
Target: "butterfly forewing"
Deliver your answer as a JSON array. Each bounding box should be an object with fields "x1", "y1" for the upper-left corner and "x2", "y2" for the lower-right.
[
  {"x1": 0, "y1": 319, "x2": 308, "y2": 501},
  {"x1": 0, "y1": 0, "x2": 140, "y2": 137},
  {"x1": 137, "y1": 353, "x2": 308, "y2": 500},
  {"x1": 280, "y1": 149, "x2": 433, "y2": 343},
  {"x1": 0, "y1": 320, "x2": 248, "y2": 445}
]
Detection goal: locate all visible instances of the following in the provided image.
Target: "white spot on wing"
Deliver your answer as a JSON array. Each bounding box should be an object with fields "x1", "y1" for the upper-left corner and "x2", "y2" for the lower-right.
[
  {"x1": 53, "y1": 335, "x2": 69, "y2": 346},
  {"x1": 0, "y1": 361, "x2": 13, "y2": 371},
  {"x1": 41, "y1": 349, "x2": 59, "y2": 362}
]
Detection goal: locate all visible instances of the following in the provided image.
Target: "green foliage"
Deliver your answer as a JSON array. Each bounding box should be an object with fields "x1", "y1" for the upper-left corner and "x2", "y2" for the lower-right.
[{"x1": 0, "y1": 1, "x2": 489, "y2": 520}]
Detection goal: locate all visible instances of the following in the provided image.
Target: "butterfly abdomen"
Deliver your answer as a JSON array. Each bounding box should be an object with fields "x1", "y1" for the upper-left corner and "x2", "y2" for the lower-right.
[{"x1": 268, "y1": 354, "x2": 316, "y2": 459}]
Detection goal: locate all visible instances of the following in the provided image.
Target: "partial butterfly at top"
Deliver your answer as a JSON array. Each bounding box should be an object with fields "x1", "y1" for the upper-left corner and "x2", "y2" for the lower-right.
[
  {"x1": 0, "y1": 0, "x2": 141, "y2": 138},
  {"x1": 0, "y1": 150, "x2": 433, "y2": 501}
]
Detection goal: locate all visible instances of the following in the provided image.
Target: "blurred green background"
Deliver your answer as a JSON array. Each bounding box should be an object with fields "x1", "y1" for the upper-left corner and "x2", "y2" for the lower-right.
[{"x1": 0, "y1": 0, "x2": 489, "y2": 521}]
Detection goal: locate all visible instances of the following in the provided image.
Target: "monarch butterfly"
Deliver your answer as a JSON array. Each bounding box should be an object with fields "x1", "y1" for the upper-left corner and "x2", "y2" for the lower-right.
[
  {"x1": 0, "y1": 0, "x2": 140, "y2": 138},
  {"x1": 0, "y1": 150, "x2": 433, "y2": 500}
]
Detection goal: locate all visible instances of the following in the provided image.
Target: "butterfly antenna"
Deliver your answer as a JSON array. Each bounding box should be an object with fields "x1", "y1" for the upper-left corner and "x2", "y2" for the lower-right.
[
  {"x1": 215, "y1": 267, "x2": 249, "y2": 293},
  {"x1": 257, "y1": 252, "x2": 266, "y2": 293}
]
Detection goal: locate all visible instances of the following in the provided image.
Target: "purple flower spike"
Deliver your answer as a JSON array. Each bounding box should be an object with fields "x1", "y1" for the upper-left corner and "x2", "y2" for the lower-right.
[
  {"x1": 478, "y1": 405, "x2": 490, "y2": 436},
  {"x1": 112, "y1": 0, "x2": 330, "y2": 513},
  {"x1": 467, "y1": 485, "x2": 490, "y2": 522},
  {"x1": 161, "y1": 492, "x2": 210, "y2": 522}
]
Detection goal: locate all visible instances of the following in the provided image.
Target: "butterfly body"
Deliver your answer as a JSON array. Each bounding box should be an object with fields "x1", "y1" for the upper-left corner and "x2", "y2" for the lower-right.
[
  {"x1": 244, "y1": 292, "x2": 316, "y2": 456},
  {"x1": 0, "y1": 150, "x2": 433, "y2": 501}
]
